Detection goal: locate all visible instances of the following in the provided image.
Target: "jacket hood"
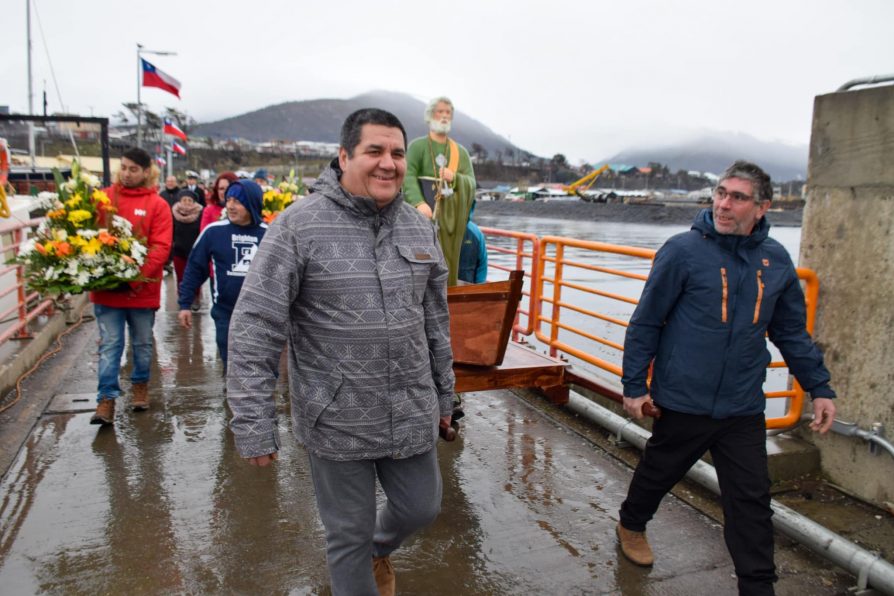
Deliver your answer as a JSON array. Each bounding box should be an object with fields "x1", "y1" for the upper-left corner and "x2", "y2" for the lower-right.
[
  {"x1": 692, "y1": 207, "x2": 770, "y2": 251},
  {"x1": 311, "y1": 159, "x2": 405, "y2": 223},
  {"x1": 224, "y1": 180, "x2": 264, "y2": 226}
]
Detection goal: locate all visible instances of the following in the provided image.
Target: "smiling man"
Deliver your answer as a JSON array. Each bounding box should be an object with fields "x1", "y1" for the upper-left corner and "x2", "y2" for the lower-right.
[
  {"x1": 225, "y1": 109, "x2": 454, "y2": 596},
  {"x1": 615, "y1": 161, "x2": 837, "y2": 595}
]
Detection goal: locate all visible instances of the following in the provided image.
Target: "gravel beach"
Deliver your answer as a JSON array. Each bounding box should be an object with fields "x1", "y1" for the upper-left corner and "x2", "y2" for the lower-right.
[{"x1": 475, "y1": 200, "x2": 804, "y2": 227}]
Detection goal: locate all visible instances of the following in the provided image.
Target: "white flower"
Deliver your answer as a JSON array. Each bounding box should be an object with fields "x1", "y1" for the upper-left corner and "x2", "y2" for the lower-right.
[
  {"x1": 37, "y1": 192, "x2": 60, "y2": 208},
  {"x1": 130, "y1": 241, "x2": 148, "y2": 260},
  {"x1": 111, "y1": 216, "x2": 133, "y2": 234},
  {"x1": 80, "y1": 172, "x2": 101, "y2": 188},
  {"x1": 75, "y1": 270, "x2": 91, "y2": 286},
  {"x1": 78, "y1": 229, "x2": 98, "y2": 239},
  {"x1": 19, "y1": 238, "x2": 36, "y2": 255}
]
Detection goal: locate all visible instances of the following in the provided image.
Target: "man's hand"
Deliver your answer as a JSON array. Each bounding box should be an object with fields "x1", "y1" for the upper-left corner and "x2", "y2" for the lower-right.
[
  {"x1": 623, "y1": 394, "x2": 653, "y2": 420},
  {"x1": 247, "y1": 452, "x2": 278, "y2": 467},
  {"x1": 439, "y1": 166, "x2": 455, "y2": 183},
  {"x1": 416, "y1": 202, "x2": 434, "y2": 219},
  {"x1": 178, "y1": 309, "x2": 192, "y2": 329},
  {"x1": 809, "y1": 397, "x2": 836, "y2": 434}
]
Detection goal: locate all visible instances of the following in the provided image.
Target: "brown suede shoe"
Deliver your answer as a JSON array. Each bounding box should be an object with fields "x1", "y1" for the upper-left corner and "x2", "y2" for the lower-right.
[
  {"x1": 617, "y1": 523, "x2": 654, "y2": 566},
  {"x1": 372, "y1": 556, "x2": 395, "y2": 596},
  {"x1": 131, "y1": 383, "x2": 149, "y2": 411},
  {"x1": 90, "y1": 398, "x2": 115, "y2": 425}
]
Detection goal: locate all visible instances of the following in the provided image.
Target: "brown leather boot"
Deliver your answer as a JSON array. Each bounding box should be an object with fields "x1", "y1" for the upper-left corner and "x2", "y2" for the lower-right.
[
  {"x1": 90, "y1": 398, "x2": 115, "y2": 425},
  {"x1": 372, "y1": 556, "x2": 395, "y2": 596},
  {"x1": 131, "y1": 383, "x2": 149, "y2": 411},
  {"x1": 617, "y1": 523, "x2": 654, "y2": 566}
]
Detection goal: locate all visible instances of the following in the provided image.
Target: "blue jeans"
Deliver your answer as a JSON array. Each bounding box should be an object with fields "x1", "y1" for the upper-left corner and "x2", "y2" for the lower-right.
[{"x1": 94, "y1": 304, "x2": 156, "y2": 402}]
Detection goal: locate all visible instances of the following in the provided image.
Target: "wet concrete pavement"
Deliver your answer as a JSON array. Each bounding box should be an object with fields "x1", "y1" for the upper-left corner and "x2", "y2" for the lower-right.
[{"x1": 0, "y1": 278, "x2": 871, "y2": 594}]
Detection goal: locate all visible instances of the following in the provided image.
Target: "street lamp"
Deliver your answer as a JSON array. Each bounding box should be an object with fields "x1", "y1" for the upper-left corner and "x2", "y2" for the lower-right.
[{"x1": 136, "y1": 43, "x2": 177, "y2": 149}]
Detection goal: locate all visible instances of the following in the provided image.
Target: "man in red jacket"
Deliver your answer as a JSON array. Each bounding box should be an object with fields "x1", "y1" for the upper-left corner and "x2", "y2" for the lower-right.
[{"x1": 90, "y1": 147, "x2": 173, "y2": 425}]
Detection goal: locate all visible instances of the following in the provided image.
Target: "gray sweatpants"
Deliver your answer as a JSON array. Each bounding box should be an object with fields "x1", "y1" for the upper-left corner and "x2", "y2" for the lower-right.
[{"x1": 307, "y1": 447, "x2": 442, "y2": 596}]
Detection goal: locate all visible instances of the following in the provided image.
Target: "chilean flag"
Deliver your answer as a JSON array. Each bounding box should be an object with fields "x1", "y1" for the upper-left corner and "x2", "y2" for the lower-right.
[
  {"x1": 141, "y1": 58, "x2": 181, "y2": 98},
  {"x1": 172, "y1": 141, "x2": 187, "y2": 156},
  {"x1": 156, "y1": 156, "x2": 167, "y2": 167},
  {"x1": 163, "y1": 118, "x2": 187, "y2": 141}
]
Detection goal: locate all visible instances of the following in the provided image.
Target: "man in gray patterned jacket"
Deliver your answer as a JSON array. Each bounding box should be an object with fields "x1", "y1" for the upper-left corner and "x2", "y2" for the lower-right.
[{"x1": 226, "y1": 108, "x2": 454, "y2": 596}]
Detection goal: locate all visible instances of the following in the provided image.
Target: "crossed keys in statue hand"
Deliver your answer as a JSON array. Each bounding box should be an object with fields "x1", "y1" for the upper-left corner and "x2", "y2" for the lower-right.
[{"x1": 435, "y1": 154, "x2": 454, "y2": 198}]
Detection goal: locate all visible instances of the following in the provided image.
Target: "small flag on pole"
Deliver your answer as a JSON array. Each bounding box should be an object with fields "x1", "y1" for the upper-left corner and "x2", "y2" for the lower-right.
[
  {"x1": 172, "y1": 141, "x2": 187, "y2": 156},
  {"x1": 163, "y1": 118, "x2": 187, "y2": 141},
  {"x1": 141, "y1": 58, "x2": 181, "y2": 98},
  {"x1": 156, "y1": 156, "x2": 167, "y2": 167}
]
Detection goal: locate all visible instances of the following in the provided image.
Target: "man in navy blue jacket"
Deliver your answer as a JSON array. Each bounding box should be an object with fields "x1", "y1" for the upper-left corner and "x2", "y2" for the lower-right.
[
  {"x1": 177, "y1": 180, "x2": 267, "y2": 370},
  {"x1": 616, "y1": 161, "x2": 836, "y2": 596}
]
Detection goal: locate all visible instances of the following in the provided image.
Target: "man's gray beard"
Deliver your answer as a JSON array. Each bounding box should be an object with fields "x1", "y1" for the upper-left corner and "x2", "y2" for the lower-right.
[{"x1": 429, "y1": 120, "x2": 451, "y2": 135}]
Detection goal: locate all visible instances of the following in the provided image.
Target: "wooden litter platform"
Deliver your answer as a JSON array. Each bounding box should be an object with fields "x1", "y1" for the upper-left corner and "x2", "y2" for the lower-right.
[{"x1": 454, "y1": 341, "x2": 568, "y2": 404}]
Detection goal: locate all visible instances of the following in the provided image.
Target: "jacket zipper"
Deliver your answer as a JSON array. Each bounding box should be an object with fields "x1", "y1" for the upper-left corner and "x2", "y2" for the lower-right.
[
  {"x1": 753, "y1": 269, "x2": 764, "y2": 324},
  {"x1": 720, "y1": 267, "x2": 728, "y2": 323}
]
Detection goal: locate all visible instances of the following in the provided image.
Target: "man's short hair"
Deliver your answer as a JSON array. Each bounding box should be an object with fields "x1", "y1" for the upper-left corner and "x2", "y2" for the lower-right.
[
  {"x1": 340, "y1": 108, "x2": 407, "y2": 157},
  {"x1": 121, "y1": 147, "x2": 152, "y2": 169},
  {"x1": 720, "y1": 160, "x2": 773, "y2": 203},
  {"x1": 424, "y1": 96, "x2": 454, "y2": 123}
]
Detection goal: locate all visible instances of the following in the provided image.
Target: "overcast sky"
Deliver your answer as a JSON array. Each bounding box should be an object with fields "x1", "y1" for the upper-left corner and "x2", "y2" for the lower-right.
[{"x1": 2, "y1": 0, "x2": 892, "y2": 164}]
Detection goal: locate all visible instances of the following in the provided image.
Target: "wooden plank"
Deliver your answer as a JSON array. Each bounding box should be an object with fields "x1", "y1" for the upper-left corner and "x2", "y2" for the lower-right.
[
  {"x1": 448, "y1": 271, "x2": 524, "y2": 366},
  {"x1": 454, "y1": 342, "x2": 567, "y2": 396}
]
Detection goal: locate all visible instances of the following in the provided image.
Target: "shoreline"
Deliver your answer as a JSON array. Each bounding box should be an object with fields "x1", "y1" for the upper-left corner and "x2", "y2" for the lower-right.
[{"x1": 474, "y1": 200, "x2": 804, "y2": 227}]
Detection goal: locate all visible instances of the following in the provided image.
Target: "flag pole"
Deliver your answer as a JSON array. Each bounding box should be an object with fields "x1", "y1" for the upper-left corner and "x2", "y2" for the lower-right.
[{"x1": 136, "y1": 44, "x2": 143, "y2": 149}]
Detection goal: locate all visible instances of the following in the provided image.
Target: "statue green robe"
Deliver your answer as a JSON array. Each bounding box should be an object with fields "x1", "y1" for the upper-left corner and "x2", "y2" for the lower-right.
[{"x1": 403, "y1": 136, "x2": 476, "y2": 286}]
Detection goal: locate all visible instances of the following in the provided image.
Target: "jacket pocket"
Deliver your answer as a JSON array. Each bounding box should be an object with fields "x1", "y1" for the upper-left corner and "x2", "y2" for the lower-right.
[
  {"x1": 396, "y1": 245, "x2": 436, "y2": 303},
  {"x1": 297, "y1": 370, "x2": 343, "y2": 427}
]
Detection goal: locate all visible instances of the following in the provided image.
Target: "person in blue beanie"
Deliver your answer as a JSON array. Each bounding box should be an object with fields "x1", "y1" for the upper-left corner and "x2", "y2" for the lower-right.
[{"x1": 177, "y1": 180, "x2": 267, "y2": 370}]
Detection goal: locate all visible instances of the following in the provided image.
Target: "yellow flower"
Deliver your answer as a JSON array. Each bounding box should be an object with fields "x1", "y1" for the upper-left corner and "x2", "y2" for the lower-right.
[
  {"x1": 82, "y1": 237, "x2": 102, "y2": 256},
  {"x1": 69, "y1": 234, "x2": 87, "y2": 248},
  {"x1": 65, "y1": 194, "x2": 83, "y2": 208},
  {"x1": 67, "y1": 209, "x2": 93, "y2": 226},
  {"x1": 119, "y1": 239, "x2": 130, "y2": 251},
  {"x1": 92, "y1": 189, "x2": 110, "y2": 205}
]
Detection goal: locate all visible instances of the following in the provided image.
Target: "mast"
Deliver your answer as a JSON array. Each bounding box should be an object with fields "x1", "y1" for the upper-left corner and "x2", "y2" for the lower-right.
[{"x1": 26, "y1": 0, "x2": 35, "y2": 167}]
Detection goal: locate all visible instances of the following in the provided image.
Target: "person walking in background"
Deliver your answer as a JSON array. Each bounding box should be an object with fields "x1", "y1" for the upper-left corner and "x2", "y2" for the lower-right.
[
  {"x1": 90, "y1": 147, "x2": 173, "y2": 424},
  {"x1": 200, "y1": 171, "x2": 237, "y2": 231},
  {"x1": 457, "y1": 198, "x2": 487, "y2": 284},
  {"x1": 170, "y1": 189, "x2": 204, "y2": 311},
  {"x1": 159, "y1": 175, "x2": 180, "y2": 207},
  {"x1": 615, "y1": 160, "x2": 837, "y2": 596},
  {"x1": 226, "y1": 109, "x2": 454, "y2": 596},
  {"x1": 177, "y1": 180, "x2": 266, "y2": 371},
  {"x1": 252, "y1": 168, "x2": 269, "y2": 187},
  {"x1": 184, "y1": 171, "x2": 206, "y2": 206}
]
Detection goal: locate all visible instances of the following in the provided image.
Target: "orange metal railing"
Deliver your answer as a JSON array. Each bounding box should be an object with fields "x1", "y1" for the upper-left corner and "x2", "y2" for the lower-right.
[
  {"x1": 479, "y1": 230, "x2": 819, "y2": 431},
  {"x1": 479, "y1": 227, "x2": 539, "y2": 340},
  {"x1": 0, "y1": 218, "x2": 55, "y2": 347}
]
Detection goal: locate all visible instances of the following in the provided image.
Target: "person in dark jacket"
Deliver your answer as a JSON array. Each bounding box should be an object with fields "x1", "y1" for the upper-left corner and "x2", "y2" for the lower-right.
[
  {"x1": 170, "y1": 189, "x2": 203, "y2": 309},
  {"x1": 457, "y1": 199, "x2": 487, "y2": 284},
  {"x1": 615, "y1": 161, "x2": 837, "y2": 596},
  {"x1": 177, "y1": 180, "x2": 266, "y2": 370},
  {"x1": 159, "y1": 175, "x2": 180, "y2": 207}
]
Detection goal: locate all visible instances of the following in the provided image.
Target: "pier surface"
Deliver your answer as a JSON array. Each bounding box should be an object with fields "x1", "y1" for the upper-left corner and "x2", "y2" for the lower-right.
[{"x1": 0, "y1": 278, "x2": 880, "y2": 594}]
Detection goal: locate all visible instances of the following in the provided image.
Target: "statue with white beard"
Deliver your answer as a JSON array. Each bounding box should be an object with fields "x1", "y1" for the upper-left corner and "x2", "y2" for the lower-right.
[{"x1": 403, "y1": 96, "x2": 477, "y2": 286}]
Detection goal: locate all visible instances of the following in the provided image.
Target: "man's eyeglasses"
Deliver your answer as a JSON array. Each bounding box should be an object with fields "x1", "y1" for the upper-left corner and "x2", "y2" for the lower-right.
[{"x1": 713, "y1": 187, "x2": 756, "y2": 204}]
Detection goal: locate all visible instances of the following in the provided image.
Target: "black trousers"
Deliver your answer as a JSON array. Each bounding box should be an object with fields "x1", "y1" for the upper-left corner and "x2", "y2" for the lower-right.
[{"x1": 619, "y1": 408, "x2": 777, "y2": 596}]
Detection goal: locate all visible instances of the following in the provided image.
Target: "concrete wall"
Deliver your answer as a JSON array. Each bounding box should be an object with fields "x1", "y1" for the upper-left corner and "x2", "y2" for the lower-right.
[{"x1": 800, "y1": 84, "x2": 894, "y2": 508}]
